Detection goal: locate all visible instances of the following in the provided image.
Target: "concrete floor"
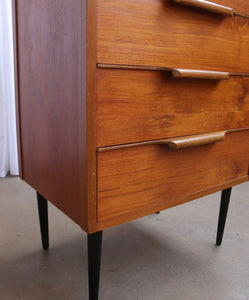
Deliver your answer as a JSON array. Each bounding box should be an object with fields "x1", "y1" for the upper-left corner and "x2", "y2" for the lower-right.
[{"x1": 0, "y1": 177, "x2": 248, "y2": 300}]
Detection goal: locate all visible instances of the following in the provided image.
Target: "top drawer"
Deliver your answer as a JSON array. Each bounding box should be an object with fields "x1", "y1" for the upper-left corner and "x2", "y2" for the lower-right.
[{"x1": 97, "y1": 0, "x2": 249, "y2": 72}]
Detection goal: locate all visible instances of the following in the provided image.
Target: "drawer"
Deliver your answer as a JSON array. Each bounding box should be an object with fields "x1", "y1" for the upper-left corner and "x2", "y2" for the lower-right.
[
  {"x1": 97, "y1": 130, "x2": 249, "y2": 223},
  {"x1": 97, "y1": 68, "x2": 249, "y2": 147},
  {"x1": 97, "y1": 0, "x2": 249, "y2": 72}
]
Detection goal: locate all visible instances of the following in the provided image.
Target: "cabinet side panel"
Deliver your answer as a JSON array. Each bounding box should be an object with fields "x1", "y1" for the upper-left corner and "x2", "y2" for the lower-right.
[
  {"x1": 86, "y1": 0, "x2": 98, "y2": 233},
  {"x1": 15, "y1": 0, "x2": 87, "y2": 227}
]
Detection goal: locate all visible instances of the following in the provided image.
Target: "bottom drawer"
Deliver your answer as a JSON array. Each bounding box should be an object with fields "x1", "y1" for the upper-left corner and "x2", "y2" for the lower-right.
[{"x1": 97, "y1": 130, "x2": 249, "y2": 224}]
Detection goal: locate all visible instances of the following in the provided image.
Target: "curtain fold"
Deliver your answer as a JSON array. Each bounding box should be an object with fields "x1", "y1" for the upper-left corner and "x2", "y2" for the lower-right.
[{"x1": 0, "y1": 0, "x2": 19, "y2": 177}]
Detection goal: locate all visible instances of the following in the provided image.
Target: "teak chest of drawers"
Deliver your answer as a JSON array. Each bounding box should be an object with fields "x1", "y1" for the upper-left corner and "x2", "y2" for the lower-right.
[{"x1": 13, "y1": 0, "x2": 249, "y2": 299}]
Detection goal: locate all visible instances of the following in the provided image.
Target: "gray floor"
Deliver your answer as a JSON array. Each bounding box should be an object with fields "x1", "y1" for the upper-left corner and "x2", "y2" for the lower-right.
[{"x1": 0, "y1": 177, "x2": 248, "y2": 300}]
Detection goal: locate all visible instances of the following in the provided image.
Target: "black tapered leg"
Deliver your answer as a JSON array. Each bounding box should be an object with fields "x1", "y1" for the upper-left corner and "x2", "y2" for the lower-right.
[
  {"x1": 216, "y1": 187, "x2": 232, "y2": 246},
  {"x1": 37, "y1": 192, "x2": 49, "y2": 250},
  {"x1": 88, "y1": 231, "x2": 103, "y2": 300}
]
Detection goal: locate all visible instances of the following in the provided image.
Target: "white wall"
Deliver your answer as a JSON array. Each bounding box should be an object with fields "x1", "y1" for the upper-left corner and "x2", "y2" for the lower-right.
[{"x1": 0, "y1": 0, "x2": 19, "y2": 177}]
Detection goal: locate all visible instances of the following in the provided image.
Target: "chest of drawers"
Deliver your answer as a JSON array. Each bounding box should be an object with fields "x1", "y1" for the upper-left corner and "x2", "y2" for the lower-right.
[{"x1": 13, "y1": 0, "x2": 249, "y2": 299}]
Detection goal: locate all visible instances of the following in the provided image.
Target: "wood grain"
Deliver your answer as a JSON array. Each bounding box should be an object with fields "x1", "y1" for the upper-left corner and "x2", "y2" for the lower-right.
[
  {"x1": 96, "y1": 176, "x2": 248, "y2": 230},
  {"x1": 97, "y1": 0, "x2": 249, "y2": 72},
  {"x1": 97, "y1": 130, "x2": 249, "y2": 223},
  {"x1": 97, "y1": 69, "x2": 249, "y2": 147},
  {"x1": 15, "y1": 0, "x2": 94, "y2": 231},
  {"x1": 85, "y1": 0, "x2": 98, "y2": 233}
]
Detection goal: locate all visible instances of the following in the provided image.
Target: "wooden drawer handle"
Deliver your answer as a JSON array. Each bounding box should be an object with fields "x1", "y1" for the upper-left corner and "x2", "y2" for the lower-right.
[
  {"x1": 174, "y1": 0, "x2": 249, "y2": 18},
  {"x1": 172, "y1": 69, "x2": 229, "y2": 80},
  {"x1": 164, "y1": 131, "x2": 226, "y2": 149},
  {"x1": 97, "y1": 64, "x2": 234, "y2": 80},
  {"x1": 174, "y1": 0, "x2": 233, "y2": 16},
  {"x1": 98, "y1": 130, "x2": 235, "y2": 152}
]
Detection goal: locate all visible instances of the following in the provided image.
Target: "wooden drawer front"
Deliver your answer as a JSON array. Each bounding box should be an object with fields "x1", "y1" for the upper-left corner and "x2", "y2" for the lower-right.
[
  {"x1": 97, "y1": 130, "x2": 249, "y2": 223},
  {"x1": 97, "y1": 69, "x2": 249, "y2": 147},
  {"x1": 97, "y1": 0, "x2": 249, "y2": 72}
]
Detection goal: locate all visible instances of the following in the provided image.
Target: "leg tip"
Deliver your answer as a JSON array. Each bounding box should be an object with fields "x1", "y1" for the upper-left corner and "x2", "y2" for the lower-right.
[
  {"x1": 42, "y1": 242, "x2": 49, "y2": 250},
  {"x1": 216, "y1": 240, "x2": 222, "y2": 246}
]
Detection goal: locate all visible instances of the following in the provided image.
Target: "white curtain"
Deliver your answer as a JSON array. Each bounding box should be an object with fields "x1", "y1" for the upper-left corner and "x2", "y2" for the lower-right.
[{"x1": 0, "y1": 0, "x2": 19, "y2": 177}]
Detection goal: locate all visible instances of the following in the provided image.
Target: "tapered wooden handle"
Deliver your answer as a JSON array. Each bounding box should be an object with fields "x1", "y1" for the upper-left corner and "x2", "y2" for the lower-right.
[
  {"x1": 164, "y1": 131, "x2": 226, "y2": 149},
  {"x1": 97, "y1": 64, "x2": 232, "y2": 80},
  {"x1": 172, "y1": 69, "x2": 230, "y2": 80},
  {"x1": 174, "y1": 0, "x2": 234, "y2": 16},
  {"x1": 98, "y1": 129, "x2": 249, "y2": 152}
]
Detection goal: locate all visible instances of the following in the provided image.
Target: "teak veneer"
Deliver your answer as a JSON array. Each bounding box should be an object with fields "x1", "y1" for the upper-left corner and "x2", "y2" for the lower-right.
[
  {"x1": 13, "y1": 0, "x2": 249, "y2": 299},
  {"x1": 97, "y1": 0, "x2": 249, "y2": 72},
  {"x1": 97, "y1": 130, "x2": 249, "y2": 226},
  {"x1": 97, "y1": 68, "x2": 249, "y2": 146}
]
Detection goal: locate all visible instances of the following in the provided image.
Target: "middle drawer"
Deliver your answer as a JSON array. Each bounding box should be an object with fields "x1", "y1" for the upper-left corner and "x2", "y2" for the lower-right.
[{"x1": 97, "y1": 68, "x2": 249, "y2": 147}]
